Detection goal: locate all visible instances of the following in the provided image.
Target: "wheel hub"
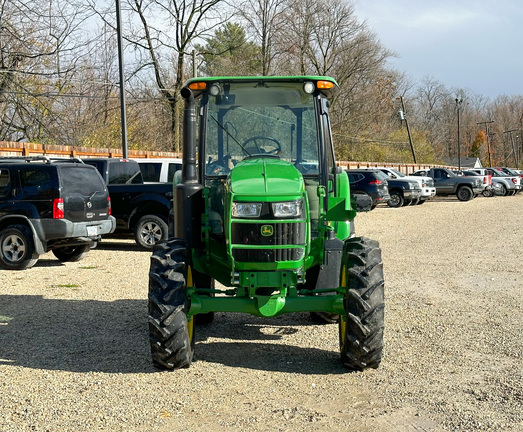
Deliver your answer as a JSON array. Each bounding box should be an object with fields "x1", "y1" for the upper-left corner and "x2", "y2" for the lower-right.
[
  {"x1": 141, "y1": 222, "x2": 161, "y2": 245},
  {"x1": 2, "y1": 235, "x2": 25, "y2": 262}
]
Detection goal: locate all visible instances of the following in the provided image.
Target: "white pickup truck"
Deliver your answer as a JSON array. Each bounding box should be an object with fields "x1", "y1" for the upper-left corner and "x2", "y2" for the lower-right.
[
  {"x1": 377, "y1": 167, "x2": 436, "y2": 204},
  {"x1": 132, "y1": 157, "x2": 182, "y2": 183}
]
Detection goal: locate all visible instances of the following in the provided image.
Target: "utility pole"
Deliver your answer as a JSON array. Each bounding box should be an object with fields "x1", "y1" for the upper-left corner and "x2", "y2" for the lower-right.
[
  {"x1": 455, "y1": 98, "x2": 463, "y2": 171},
  {"x1": 503, "y1": 129, "x2": 518, "y2": 167},
  {"x1": 116, "y1": 0, "x2": 128, "y2": 158},
  {"x1": 397, "y1": 96, "x2": 417, "y2": 163},
  {"x1": 477, "y1": 120, "x2": 494, "y2": 167}
]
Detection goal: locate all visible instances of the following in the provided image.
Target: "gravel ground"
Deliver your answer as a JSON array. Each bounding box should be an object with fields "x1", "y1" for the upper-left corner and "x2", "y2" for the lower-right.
[{"x1": 1, "y1": 194, "x2": 522, "y2": 432}]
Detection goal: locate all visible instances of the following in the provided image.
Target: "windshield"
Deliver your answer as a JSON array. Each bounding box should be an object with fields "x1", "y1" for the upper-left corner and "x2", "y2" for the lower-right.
[
  {"x1": 389, "y1": 168, "x2": 405, "y2": 177},
  {"x1": 203, "y1": 82, "x2": 319, "y2": 176}
]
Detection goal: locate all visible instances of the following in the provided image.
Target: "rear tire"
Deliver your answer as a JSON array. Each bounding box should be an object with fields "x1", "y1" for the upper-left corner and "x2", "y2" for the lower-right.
[
  {"x1": 339, "y1": 237, "x2": 385, "y2": 371},
  {"x1": 148, "y1": 239, "x2": 194, "y2": 370},
  {"x1": 0, "y1": 225, "x2": 39, "y2": 270},
  {"x1": 192, "y1": 271, "x2": 215, "y2": 325},
  {"x1": 135, "y1": 215, "x2": 168, "y2": 250},
  {"x1": 310, "y1": 312, "x2": 339, "y2": 324},
  {"x1": 52, "y1": 244, "x2": 90, "y2": 262},
  {"x1": 457, "y1": 186, "x2": 474, "y2": 201}
]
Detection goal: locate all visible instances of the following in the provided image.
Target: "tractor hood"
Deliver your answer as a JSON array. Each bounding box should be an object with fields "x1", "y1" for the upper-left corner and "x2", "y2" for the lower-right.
[{"x1": 229, "y1": 157, "x2": 304, "y2": 200}]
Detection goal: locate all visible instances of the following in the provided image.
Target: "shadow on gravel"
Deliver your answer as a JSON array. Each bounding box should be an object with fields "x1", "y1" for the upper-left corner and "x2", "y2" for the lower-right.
[
  {"x1": 33, "y1": 259, "x2": 65, "y2": 268},
  {"x1": 195, "y1": 341, "x2": 346, "y2": 374},
  {"x1": 95, "y1": 240, "x2": 144, "y2": 252},
  {"x1": 0, "y1": 294, "x2": 154, "y2": 374},
  {"x1": 194, "y1": 313, "x2": 347, "y2": 375},
  {"x1": 0, "y1": 296, "x2": 345, "y2": 374}
]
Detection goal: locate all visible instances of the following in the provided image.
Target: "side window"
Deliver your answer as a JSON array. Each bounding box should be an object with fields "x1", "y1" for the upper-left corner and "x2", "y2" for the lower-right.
[
  {"x1": 139, "y1": 163, "x2": 161, "y2": 182},
  {"x1": 108, "y1": 162, "x2": 143, "y2": 184},
  {"x1": 20, "y1": 169, "x2": 53, "y2": 197},
  {"x1": 0, "y1": 169, "x2": 10, "y2": 196}
]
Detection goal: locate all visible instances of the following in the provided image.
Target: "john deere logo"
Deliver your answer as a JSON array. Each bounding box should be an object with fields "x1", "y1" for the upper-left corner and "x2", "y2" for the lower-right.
[{"x1": 261, "y1": 225, "x2": 273, "y2": 236}]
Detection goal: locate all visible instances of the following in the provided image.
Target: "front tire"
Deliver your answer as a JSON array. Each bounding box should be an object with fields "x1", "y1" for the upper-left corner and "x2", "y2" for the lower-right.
[
  {"x1": 339, "y1": 237, "x2": 385, "y2": 371},
  {"x1": 148, "y1": 240, "x2": 194, "y2": 370},
  {"x1": 457, "y1": 186, "x2": 474, "y2": 201},
  {"x1": 0, "y1": 225, "x2": 39, "y2": 270},
  {"x1": 135, "y1": 215, "x2": 168, "y2": 250},
  {"x1": 387, "y1": 191, "x2": 404, "y2": 208},
  {"x1": 52, "y1": 244, "x2": 90, "y2": 262}
]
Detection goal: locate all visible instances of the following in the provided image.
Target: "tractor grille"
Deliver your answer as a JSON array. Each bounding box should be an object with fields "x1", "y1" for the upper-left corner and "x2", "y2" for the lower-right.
[
  {"x1": 232, "y1": 248, "x2": 304, "y2": 262},
  {"x1": 231, "y1": 222, "x2": 306, "y2": 262}
]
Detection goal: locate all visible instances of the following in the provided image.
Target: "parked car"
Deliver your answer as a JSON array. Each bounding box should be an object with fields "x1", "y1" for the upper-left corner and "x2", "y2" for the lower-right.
[
  {"x1": 132, "y1": 157, "x2": 182, "y2": 183},
  {"x1": 494, "y1": 167, "x2": 523, "y2": 187},
  {"x1": 412, "y1": 167, "x2": 483, "y2": 201},
  {"x1": 346, "y1": 169, "x2": 390, "y2": 209},
  {"x1": 460, "y1": 170, "x2": 493, "y2": 196},
  {"x1": 469, "y1": 168, "x2": 521, "y2": 196},
  {"x1": 0, "y1": 156, "x2": 116, "y2": 270},
  {"x1": 82, "y1": 158, "x2": 173, "y2": 249},
  {"x1": 376, "y1": 167, "x2": 436, "y2": 204}
]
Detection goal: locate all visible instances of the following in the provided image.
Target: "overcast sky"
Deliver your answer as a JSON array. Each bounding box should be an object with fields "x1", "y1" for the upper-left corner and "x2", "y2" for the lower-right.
[{"x1": 352, "y1": 0, "x2": 523, "y2": 98}]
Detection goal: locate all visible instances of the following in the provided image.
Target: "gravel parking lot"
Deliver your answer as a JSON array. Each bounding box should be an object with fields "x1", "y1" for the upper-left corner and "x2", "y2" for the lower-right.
[{"x1": 1, "y1": 194, "x2": 522, "y2": 432}]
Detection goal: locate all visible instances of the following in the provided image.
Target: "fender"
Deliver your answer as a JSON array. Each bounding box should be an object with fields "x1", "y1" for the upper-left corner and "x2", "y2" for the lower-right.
[{"x1": 0, "y1": 214, "x2": 46, "y2": 254}]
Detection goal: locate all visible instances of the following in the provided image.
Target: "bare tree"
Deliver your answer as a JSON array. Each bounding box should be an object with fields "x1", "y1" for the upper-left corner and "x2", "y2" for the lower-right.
[
  {"x1": 0, "y1": 0, "x2": 96, "y2": 142},
  {"x1": 125, "y1": 0, "x2": 229, "y2": 151},
  {"x1": 238, "y1": 0, "x2": 288, "y2": 75}
]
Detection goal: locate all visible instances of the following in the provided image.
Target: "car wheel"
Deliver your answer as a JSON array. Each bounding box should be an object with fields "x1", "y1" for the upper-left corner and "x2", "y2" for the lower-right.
[
  {"x1": 498, "y1": 184, "x2": 508, "y2": 196},
  {"x1": 0, "y1": 225, "x2": 39, "y2": 270},
  {"x1": 134, "y1": 215, "x2": 168, "y2": 250},
  {"x1": 457, "y1": 186, "x2": 474, "y2": 201},
  {"x1": 387, "y1": 191, "x2": 404, "y2": 208},
  {"x1": 52, "y1": 244, "x2": 90, "y2": 262}
]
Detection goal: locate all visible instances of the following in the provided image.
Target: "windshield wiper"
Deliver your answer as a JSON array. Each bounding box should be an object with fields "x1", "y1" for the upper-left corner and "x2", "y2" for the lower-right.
[{"x1": 210, "y1": 114, "x2": 252, "y2": 157}]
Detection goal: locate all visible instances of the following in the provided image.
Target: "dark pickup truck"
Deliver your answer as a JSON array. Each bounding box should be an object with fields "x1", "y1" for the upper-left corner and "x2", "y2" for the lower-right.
[
  {"x1": 83, "y1": 158, "x2": 173, "y2": 249},
  {"x1": 413, "y1": 167, "x2": 483, "y2": 201}
]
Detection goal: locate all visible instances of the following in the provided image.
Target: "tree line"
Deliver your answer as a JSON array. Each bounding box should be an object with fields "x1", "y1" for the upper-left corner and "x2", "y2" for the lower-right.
[{"x1": 2, "y1": 0, "x2": 523, "y2": 167}]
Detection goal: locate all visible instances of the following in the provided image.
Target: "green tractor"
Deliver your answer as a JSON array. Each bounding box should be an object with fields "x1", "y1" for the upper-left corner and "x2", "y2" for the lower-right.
[{"x1": 148, "y1": 76, "x2": 385, "y2": 371}]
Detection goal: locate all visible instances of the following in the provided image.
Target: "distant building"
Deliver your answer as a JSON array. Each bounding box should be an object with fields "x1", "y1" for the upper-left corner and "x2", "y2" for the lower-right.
[{"x1": 443, "y1": 157, "x2": 483, "y2": 168}]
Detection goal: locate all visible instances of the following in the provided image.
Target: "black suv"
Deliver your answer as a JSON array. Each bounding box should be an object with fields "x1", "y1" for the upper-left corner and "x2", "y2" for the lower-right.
[
  {"x1": 346, "y1": 169, "x2": 390, "y2": 209},
  {"x1": 0, "y1": 157, "x2": 116, "y2": 270}
]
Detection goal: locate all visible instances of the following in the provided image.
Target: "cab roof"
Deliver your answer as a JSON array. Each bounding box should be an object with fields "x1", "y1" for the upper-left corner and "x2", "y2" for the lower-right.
[{"x1": 183, "y1": 76, "x2": 339, "y2": 99}]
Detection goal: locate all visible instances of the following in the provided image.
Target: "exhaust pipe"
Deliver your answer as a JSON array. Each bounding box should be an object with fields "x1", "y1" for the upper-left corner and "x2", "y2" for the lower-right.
[
  {"x1": 174, "y1": 87, "x2": 203, "y2": 247},
  {"x1": 180, "y1": 87, "x2": 198, "y2": 183}
]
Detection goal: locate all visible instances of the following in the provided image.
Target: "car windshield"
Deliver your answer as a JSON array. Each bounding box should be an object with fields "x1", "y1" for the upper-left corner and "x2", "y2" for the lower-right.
[
  {"x1": 389, "y1": 168, "x2": 405, "y2": 177},
  {"x1": 374, "y1": 171, "x2": 389, "y2": 181},
  {"x1": 204, "y1": 81, "x2": 319, "y2": 176}
]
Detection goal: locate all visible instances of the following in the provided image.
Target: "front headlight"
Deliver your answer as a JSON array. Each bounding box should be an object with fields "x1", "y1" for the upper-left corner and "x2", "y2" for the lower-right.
[
  {"x1": 232, "y1": 202, "x2": 262, "y2": 218},
  {"x1": 272, "y1": 200, "x2": 303, "y2": 218}
]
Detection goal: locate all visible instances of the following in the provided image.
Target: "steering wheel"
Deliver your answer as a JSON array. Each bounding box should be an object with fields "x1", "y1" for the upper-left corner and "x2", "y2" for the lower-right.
[{"x1": 242, "y1": 136, "x2": 282, "y2": 156}]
